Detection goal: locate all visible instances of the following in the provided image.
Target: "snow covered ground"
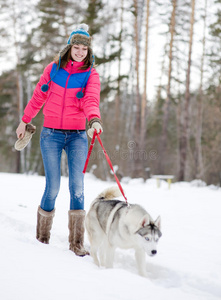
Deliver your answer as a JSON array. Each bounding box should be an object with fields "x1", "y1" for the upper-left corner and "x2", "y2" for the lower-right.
[{"x1": 0, "y1": 172, "x2": 221, "y2": 300}]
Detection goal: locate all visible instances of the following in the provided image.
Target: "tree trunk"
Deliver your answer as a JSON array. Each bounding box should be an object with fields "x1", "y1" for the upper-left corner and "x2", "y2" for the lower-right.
[
  {"x1": 25, "y1": 74, "x2": 32, "y2": 173},
  {"x1": 140, "y1": 0, "x2": 150, "y2": 152},
  {"x1": 156, "y1": 39, "x2": 168, "y2": 105},
  {"x1": 178, "y1": 0, "x2": 195, "y2": 181},
  {"x1": 133, "y1": 0, "x2": 141, "y2": 141},
  {"x1": 131, "y1": 0, "x2": 142, "y2": 176},
  {"x1": 160, "y1": 0, "x2": 177, "y2": 174},
  {"x1": 12, "y1": 0, "x2": 24, "y2": 173},
  {"x1": 115, "y1": 0, "x2": 124, "y2": 143},
  {"x1": 195, "y1": 0, "x2": 207, "y2": 179}
]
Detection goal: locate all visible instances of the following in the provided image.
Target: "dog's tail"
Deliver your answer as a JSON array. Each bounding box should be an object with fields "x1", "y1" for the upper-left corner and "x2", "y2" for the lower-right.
[{"x1": 96, "y1": 186, "x2": 122, "y2": 201}]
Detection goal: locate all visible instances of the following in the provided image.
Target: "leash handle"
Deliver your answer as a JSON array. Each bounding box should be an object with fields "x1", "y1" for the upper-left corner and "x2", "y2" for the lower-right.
[{"x1": 83, "y1": 130, "x2": 128, "y2": 204}]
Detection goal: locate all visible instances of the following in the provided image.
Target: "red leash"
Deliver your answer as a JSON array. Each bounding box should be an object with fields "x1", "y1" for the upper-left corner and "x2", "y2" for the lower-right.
[
  {"x1": 83, "y1": 130, "x2": 128, "y2": 204},
  {"x1": 83, "y1": 130, "x2": 97, "y2": 173}
]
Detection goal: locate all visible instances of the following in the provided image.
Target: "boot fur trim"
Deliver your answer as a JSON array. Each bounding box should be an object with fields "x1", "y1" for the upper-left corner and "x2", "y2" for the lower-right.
[
  {"x1": 69, "y1": 210, "x2": 86, "y2": 217},
  {"x1": 38, "y1": 206, "x2": 55, "y2": 218}
]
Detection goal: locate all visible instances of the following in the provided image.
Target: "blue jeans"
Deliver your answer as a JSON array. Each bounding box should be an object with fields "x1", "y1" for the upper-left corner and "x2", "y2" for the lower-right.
[{"x1": 40, "y1": 127, "x2": 88, "y2": 212}]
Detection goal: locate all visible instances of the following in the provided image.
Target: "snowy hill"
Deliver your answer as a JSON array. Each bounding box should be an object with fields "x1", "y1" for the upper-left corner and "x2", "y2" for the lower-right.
[{"x1": 0, "y1": 172, "x2": 221, "y2": 300}]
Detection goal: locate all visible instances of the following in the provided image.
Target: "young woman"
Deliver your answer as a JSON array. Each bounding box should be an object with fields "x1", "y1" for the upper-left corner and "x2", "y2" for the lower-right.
[{"x1": 16, "y1": 24, "x2": 102, "y2": 256}]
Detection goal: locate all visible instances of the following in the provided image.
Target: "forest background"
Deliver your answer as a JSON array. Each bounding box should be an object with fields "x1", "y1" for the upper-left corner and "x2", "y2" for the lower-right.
[{"x1": 0, "y1": 0, "x2": 220, "y2": 184}]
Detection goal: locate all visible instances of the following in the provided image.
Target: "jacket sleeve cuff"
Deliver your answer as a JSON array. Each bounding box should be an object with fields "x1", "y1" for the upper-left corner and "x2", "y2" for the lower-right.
[
  {"x1": 22, "y1": 115, "x2": 32, "y2": 124},
  {"x1": 88, "y1": 118, "x2": 102, "y2": 128}
]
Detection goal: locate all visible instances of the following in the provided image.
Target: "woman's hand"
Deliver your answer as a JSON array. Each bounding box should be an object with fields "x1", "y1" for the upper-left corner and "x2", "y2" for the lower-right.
[
  {"x1": 87, "y1": 122, "x2": 103, "y2": 138},
  {"x1": 16, "y1": 121, "x2": 27, "y2": 139}
]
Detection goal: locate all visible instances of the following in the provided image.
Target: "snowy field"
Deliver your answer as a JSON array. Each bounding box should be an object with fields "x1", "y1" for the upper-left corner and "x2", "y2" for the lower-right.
[{"x1": 0, "y1": 172, "x2": 221, "y2": 300}]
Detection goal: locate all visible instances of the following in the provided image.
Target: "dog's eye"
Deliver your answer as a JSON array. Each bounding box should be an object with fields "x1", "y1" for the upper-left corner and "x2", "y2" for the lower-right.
[{"x1": 145, "y1": 237, "x2": 149, "y2": 241}]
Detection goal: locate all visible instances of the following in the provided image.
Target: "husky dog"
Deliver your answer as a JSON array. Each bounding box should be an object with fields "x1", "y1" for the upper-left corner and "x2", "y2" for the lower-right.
[{"x1": 86, "y1": 186, "x2": 162, "y2": 277}]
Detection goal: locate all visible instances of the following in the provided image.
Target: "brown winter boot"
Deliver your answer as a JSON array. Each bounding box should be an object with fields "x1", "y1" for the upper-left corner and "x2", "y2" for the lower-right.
[
  {"x1": 68, "y1": 210, "x2": 89, "y2": 256},
  {"x1": 36, "y1": 206, "x2": 55, "y2": 244}
]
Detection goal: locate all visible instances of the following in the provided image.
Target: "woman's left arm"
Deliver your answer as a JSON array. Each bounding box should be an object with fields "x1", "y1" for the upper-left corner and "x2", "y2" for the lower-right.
[{"x1": 82, "y1": 69, "x2": 101, "y2": 122}]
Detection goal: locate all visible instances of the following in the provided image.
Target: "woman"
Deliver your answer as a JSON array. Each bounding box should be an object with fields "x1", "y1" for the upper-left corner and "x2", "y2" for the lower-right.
[{"x1": 16, "y1": 24, "x2": 102, "y2": 256}]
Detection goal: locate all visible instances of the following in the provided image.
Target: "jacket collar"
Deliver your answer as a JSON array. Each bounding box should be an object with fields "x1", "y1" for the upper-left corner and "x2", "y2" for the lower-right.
[{"x1": 64, "y1": 60, "x2": 85, "y2": 73}]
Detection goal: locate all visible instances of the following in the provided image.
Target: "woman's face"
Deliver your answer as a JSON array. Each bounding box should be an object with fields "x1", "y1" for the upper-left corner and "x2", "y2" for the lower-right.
[{"x1": 71, "y1": 44, "x2": 88, "y2": 62}]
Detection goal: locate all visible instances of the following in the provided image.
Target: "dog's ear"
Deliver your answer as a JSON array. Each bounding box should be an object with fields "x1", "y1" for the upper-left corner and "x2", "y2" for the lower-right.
[
  {"x1": 154, "y1": 216, "x2": 161, "y2": 230},
  {"x1": 140, "y1": 214, "x2": 150, "y2": 227}
]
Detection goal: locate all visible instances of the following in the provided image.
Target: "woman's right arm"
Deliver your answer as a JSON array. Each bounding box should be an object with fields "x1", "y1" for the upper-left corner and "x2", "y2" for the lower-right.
[
  {"x1": 15, "y1": 63, "x2": 53, "y2": 139},
  {"x1": 21, "y1": 62, "x2": 54, "y2": 124}
]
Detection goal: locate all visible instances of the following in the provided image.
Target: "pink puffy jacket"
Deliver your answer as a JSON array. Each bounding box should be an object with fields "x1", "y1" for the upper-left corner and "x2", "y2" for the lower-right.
[{"x1": 22, "y1": 60, "x2": 101, "y2": 130}]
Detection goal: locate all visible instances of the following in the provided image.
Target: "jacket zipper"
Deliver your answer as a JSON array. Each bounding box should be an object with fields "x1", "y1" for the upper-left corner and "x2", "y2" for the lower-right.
[{"x1": 60, "y1": 61, "x2": 73, "y2": 128}]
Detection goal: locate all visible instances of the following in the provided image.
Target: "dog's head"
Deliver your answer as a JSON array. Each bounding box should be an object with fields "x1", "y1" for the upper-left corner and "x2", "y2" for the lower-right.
[{"x1": 136, "y1": 215, "x2": 162, "y2": 257}]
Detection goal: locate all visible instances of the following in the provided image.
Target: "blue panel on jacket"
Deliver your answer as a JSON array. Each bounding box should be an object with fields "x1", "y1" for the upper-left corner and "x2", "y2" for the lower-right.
[{"x1": 50, "y1": 63, "x2": 90, "y2": 89}]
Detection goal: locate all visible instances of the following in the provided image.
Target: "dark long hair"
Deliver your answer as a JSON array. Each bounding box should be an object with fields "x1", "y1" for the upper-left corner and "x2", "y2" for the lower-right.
[{"x1": 53, "y1": 47, "x2": 93, "y2": 70}]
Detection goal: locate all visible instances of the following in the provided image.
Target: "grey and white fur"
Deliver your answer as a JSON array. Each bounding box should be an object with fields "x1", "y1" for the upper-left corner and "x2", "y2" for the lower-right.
[{"x1": 86, "y1": 186, "x2": 162, "y2": 277}]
